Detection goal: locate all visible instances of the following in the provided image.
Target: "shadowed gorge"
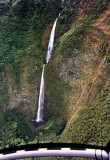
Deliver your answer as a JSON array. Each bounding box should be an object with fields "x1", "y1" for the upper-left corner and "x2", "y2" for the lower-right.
[{"x1": 0, "y1": 0, "x2": 110, "y2": 159}]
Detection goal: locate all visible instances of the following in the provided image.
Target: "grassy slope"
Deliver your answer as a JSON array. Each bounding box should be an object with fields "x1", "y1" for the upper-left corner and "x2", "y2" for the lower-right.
[{"x1": 57, "y1": 0, "x2": 110, "y2": 146}]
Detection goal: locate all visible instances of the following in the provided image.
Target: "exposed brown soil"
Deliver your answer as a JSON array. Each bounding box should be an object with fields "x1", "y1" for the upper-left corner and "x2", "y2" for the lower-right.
[
  {"x1": 59, "y1": 3, "x2": 110, "y2": 133},
  {"x1": 88, "y1": 2, "x2": 110, "y2": 45},
  {"x1": 6, "y1": 65, "x2": 15, "y2": 95},
  {"x1": 41, "y1": 23, "x2": 53, "y2": 48},
  {"x1": 71, "y1": 0, "x2": 97, "y2": 29}
]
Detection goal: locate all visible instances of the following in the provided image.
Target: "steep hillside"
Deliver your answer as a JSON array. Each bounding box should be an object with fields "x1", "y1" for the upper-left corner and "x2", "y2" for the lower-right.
[
  {"x1": 0, "y1": 0, "x2": 61, "y2": 148},
  {"x1": 57, "y1": 0, "x2": 110, "y2": 146},
  {"x1": 42, "y1": 0, "x2": 110, "y2": 146},
  {"x1": 59, "y1": 0, "x2": 110, "y2": 146},
  {"x1": 0, "y1": 0, "x2": 110, "y2": 157}
]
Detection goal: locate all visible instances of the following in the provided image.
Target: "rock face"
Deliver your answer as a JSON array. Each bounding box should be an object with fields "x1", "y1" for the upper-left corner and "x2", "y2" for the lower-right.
[
  {"x1": 44, "y1": 0, "x2": 110, "y2": 145},
  {"x1": 0, "y1": 0, "x2": 110, "y2": 148}
]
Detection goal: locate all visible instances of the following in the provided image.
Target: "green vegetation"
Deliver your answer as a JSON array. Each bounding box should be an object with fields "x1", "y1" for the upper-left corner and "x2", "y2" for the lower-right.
[
  {"x1": 58, "y1": 1, "x2": 75, "y2": 36},
  {"x1": 44, "y1": 120, "x2": 54, "y2": 130},
  {"x1": 45, "y1": 59, "x2": 67, "y2": 118},
  {"x1": 0, "y1": 0, "x2": 110, "y2": 156},
  {"x1": 0, "y1": 0, "x2": 61, "y2": 83},
  {"x1": 43, "y1": 0, "x2": 110, "y2": 149},
  {"x1": 60, "y1": 83, "x2": 110, "y2": 146},
  {"x1": 33, "y1": 117, "x2": 66, "y2": 143},
  {"x1": 0, "y1": 106, "x2": 35, "y2": 148},
  {"x1": 38, "y1": 0, "x2": 110, "y2": 147},
  {"x1": 0, "y1": 0, "x2": 61, "y2": 149},
  {"x1": 57, "y1": 0, "x2": 109, "y2": 57}
]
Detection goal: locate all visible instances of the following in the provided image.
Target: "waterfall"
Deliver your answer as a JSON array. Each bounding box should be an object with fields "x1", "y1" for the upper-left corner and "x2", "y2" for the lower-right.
[
  {"x1": 36, "y1": 64, "x2": 45, "y2": 122},
  {"x1": 46, "y1": 18, "x2": 58, "y2": 64},
  {"x1": 35, "y1": 17, "x2": 59, "y2": 123}
]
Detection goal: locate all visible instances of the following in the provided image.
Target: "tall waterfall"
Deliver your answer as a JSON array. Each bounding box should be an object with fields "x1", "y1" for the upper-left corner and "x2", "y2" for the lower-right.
[
  {"x1": 36, "y1": 64, "x2": 45, "y2": 122},
  {"x1": 46, "y1": 18, "x2": 58, "y2": 64},
  {"x1": 36, "y1": 17, "x2": 58, "y2": 123}
]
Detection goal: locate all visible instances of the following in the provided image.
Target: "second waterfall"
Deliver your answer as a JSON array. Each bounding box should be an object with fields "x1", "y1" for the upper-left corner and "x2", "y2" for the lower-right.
[{"x1": 36, "y1": 17, "x2": 59, "y2": 123}]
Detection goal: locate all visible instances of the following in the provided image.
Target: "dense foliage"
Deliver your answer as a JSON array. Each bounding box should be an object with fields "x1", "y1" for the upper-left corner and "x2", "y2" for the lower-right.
[
  {"x1": 57, "y1": 0, "x2": 109, "y2": 57},
  {"x1": 0, "y1": 1, "x2": 110, "y2": 158},
  {"x1": 0, "y1": 0, "x2": 61, "y2": 149}
]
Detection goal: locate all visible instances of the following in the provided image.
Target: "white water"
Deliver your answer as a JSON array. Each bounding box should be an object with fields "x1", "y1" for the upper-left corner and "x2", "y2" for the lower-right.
[
  {"x1": 46, "y1": 18, "x2": 58, "y2": 64},
  {"x1": 36, "y1": 64, "x2": 45, "y2": 122},
  {"x1": 36, "y1": 17, "x2": 59, "y2": 122}
]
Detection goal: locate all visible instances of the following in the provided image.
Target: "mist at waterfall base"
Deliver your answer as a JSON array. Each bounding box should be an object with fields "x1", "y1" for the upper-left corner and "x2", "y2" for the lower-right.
[{"x1": 30, "y1": 18, "x2": 58, "y2": 127}]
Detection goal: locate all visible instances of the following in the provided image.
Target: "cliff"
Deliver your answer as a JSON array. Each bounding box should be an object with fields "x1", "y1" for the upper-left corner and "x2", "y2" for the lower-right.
[
  {"x1": 42, "y1": 0, "x2": 110, "y2": 147},
  {"x1": 0, "y1": 0, "x2": 110, "y2": 154}
]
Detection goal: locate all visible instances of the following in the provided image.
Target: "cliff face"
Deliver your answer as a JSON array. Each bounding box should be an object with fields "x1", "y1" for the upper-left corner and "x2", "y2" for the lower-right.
[
  {"x1": 44, "y1": 0, "x2": 110, "y2": 146},
  {"x1": 0, "y1": 0, "x2": 110, "y2": 149},
  {"x1": 0, "y1": 0, "x2": 62, "y2": 148}
]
